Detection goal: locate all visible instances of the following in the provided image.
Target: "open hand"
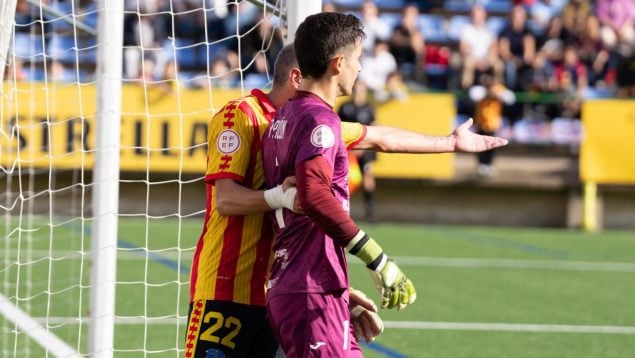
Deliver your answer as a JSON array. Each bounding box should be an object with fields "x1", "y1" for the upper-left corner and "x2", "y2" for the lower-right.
[{"x1": 452, "y1": 118, "x2": 508, "y2": 153}]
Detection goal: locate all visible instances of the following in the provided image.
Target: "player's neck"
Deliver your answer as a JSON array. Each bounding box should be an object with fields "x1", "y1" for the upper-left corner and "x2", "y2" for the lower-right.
[
  {"x1": 298, "y1": 78, "x2": 337, "y2": 107},
  {"x1": 267, "y1": 86, "x2": 293, "y2": 110}
]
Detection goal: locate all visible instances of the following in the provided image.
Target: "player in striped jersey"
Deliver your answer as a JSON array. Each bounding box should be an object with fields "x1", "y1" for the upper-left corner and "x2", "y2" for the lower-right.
[{"x1": 185, "y1": 43, "x2": 508, "y2": 357}]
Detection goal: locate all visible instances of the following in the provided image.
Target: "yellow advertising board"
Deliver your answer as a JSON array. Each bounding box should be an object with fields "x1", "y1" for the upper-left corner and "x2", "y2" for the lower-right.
[
  {"x1": 2, "y1": 83, "x2": 454, "y2": 179},
  {"x1": 580, "y1": 100, "x2": 635, "y2": 184},
  {"x1": 1, "y1": 83, "x2": 244, "y2": 173},
  {"x1": 369, "y1": 93, "x2": 454, "y2": 179}
]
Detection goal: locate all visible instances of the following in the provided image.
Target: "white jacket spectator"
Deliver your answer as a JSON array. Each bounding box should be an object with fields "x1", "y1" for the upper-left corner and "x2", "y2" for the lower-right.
[
  {"x1": 361, "y1": 1, "x2": 392, "y2": 55},
  {"x1": 359, "y1": 39, "x2": 397, "y2": 99}
]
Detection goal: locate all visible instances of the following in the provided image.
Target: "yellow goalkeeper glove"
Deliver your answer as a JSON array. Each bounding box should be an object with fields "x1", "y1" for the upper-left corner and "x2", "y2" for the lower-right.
[{"x1": 346, "y1": 230, "x2": 416, "y2": 310}]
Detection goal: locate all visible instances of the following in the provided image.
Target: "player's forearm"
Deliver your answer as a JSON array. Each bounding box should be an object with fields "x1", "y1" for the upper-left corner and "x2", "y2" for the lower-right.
[
  {"x1": 296, "y1": 157, "x2": 359, "y2": 243},
  {"x1": 214, "y1": 179, "x2": 273, "y2": 216},
  {"x1": 358, "y1": 125, "x2": 456, "y2": 153}
]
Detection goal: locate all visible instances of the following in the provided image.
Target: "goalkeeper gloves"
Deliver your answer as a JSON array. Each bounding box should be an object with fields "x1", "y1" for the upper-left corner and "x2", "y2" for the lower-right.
[{"x1": 346, "y1": 230, "x2": 416, "y2": 310}]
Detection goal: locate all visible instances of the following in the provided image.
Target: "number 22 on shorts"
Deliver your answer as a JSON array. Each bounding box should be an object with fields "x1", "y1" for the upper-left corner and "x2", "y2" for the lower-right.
[{"x1": 200, "y1": 311, "x2": 242, "y2": 349}]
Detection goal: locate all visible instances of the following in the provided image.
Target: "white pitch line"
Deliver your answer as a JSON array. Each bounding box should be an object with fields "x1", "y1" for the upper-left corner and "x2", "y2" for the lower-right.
[
  {"x1": 7, "y1": 250, "x2": 635, "y2": 272},
  {"x1": 383, "y1": 321, "x2": 635, "y2": 335},
  {"x1": 36, "y1": 317, "x2": 635, "y2": 335},
  {"x1": 0, "y1": 293, "x2": 79, "y2": 357},
  {"x1": 350, "y1": 256, "x2": 635, "y2": 273},
  {"x1": 3, "y1": 249, "x2": 193, "y2": 261}
]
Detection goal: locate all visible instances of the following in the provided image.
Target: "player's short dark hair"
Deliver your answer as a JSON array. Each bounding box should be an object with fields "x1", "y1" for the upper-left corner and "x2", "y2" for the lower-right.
[
  {"x1": 294, "y1": 12, "x2": 365, "y2": 79},
  {"x1": 273, "y1": 44, "x2": 298, "y2": 88}
]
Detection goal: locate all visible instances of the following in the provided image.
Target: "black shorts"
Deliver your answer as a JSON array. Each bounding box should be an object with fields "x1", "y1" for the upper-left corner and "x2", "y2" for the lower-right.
[{"x1": 185, "y1": 300, "x2": 278, "y2": 358}]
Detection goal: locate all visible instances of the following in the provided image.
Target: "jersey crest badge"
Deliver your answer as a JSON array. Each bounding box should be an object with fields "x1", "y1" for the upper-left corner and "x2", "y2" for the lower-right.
[
  {"x1": 217, "y1": 129, "x2": 241, "y2": 154},
  {"x1": 310, "y1": 125, "x2": 335, "y2": 148}
]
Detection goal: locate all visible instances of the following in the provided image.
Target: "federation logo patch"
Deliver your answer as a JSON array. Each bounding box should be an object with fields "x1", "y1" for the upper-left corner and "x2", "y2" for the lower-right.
[
  {"x1": 310, "y1": 125, "x2": 335, "y2": 148},
  {"x1": 217, "y1": 129, "x2": 241, "y2": 154}
]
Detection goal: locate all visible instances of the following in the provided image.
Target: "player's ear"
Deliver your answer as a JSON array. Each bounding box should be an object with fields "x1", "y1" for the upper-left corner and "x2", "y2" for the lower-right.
[
  {"x1": 330, "y1": 55, "x2": 344, "y2": 75},
  {"x1": 290, "y1": 67, "x2": 302, "y2": 88}
]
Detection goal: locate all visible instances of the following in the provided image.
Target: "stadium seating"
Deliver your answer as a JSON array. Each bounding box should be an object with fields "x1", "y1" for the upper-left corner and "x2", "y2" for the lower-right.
[
  {"x1": 442, "y1": 0, "x2": 473, "y2": 12},
  {"x1": 446, "y1": 15, "x2": 470, "y2": 42},
  {"x1": 417, "y1": 14, "x2": 449, "y2": 44},
  {"x1": 486, "y1": 16, "x2": 507, "y2": 36},
  {"x1": 13, "y1": 33, "x2": 45, "y2": 62},
  {"x1": 373, "y1": 0, "x2": 406, "y2": 11},
  {"x1": 379, "y1": 12, "x2": 401, "y2": 30},
  {"x1": 331, "y1": 0, "x2": 364, "y2": 8},
  {"x1": 483, "y1": 0, "x2": 513, "y2": 13}
]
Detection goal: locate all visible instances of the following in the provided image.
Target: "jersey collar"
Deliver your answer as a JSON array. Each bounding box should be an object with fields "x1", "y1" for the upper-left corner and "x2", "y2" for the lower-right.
[
  {"x1": 251, "y1": 88, "x2": 277, "y2": 118},
  {"x1": 295, "y1": 90, "x2": 334, "y2": 110}
]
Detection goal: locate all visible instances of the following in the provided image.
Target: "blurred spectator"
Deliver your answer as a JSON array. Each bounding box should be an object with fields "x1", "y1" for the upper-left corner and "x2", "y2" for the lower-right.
[
  {"x1": 528, "y1": 0, "x2": 567, "y2": 35},
  {"x1": 389, "y1": 3, "x2": 425, "y2": 83},
  {"x1": 123, "y1": 2, "x2": 167, "y2": 80},
  {"x1": 191, "y1": 57, "x2": 236, "y2": 89},
  {"x1": 616, "y1": 52, "x2": 635, "y2": 97},
  {"x1": 595, "y1": 0, "x2": 635, "y2": 55},
  {"x1": 204, "y1": 0, "x2": 230, "y2": 43},
  {"x1": 539, "y1": 15, "x2": 577, "y2": 49},
  {"x1": 338, "y1": 81, "x2": 378, "y2": 222},
  {"x1": 323, "y1": 2, "x2": 338, "y2": 12},
  {"x1": 554, "y1": 45, "x2": 588, "y2": 118},
  {"x1": 524, "y1": 47, "x2": 561, "y2": 118},
  {"x1": 11, "y1": 0, "x2": 46, "y2": 81},
  {"x1": 360, "y1": 0, "x2": 392, "y2": 56},
  {"x1": 208, "y1": 58, "x2": 238, "y2": 89},
  {"x1": 498, "y1": 5, "x2": 536, "y2": 91},
  {"x1": 560, "y1": 0, "x2": 592, "y2": 40},
  {"x1": 576, "y1": 15, "x2": 617, "y2": 91},
  {"x1": 359, "y1": 39, "x2": 398, "y2": 101},
  {"x1": 385, "y1": 71, "x2": 409, "y2": 101},
  {"x1": 459, "y1": 5, "x2": 503, "y2": 89},
  {"x1": 422, "y1": 44, "x2": 451, "y2": 90},
  {"x1": 468, "y1": 75, "x2": 515, "y2": 177},
  {"x1": 223, "y1": 1, "x2": 259, "y2": 36},
  {"x1": 528, "y1": 47, "x2": 558, "y2": 93},
  {"x1": 230, "y1": 14, "x2": 283, "y2": 87}
]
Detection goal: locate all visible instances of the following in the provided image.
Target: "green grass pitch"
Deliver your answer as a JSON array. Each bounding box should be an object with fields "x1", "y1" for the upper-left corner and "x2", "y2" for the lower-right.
[{"x1": 2, "y1": 218, "x2": 635, "y2": 357}]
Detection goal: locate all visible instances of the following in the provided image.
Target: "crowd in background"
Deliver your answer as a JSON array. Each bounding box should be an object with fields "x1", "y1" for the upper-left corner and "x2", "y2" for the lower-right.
[{"x1": 7, "y1": 0, "x2": 635, "y2": 144}]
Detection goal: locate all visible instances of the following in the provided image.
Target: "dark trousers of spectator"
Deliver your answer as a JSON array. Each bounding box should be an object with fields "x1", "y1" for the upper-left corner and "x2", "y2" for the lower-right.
[
  {"x1": 478, "y1": 148, "x2": 495, "y2": 166},
  {"x1": 477, "y1": 129, "x2": 496, "y2": 167}
]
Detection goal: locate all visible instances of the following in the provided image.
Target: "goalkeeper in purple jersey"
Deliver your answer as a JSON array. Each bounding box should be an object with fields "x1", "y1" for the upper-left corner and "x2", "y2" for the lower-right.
[{"x1": 262, "y1": 13, "x2": 415, "y2": 357}]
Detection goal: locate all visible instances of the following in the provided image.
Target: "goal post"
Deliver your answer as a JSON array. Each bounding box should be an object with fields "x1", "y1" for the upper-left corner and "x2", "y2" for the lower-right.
[
  {"x1": 0, "y1": 0, "x2": 17, "y2": 87},
  {"x1": 286, "y1": 0, "x2": 322, "y2": 43},
  {"x1": 89, "y1": 0, "x2": 123, "y2": 356},
  {"x1": 2, "y1": 0, "x2": 324, "y2": 356}
]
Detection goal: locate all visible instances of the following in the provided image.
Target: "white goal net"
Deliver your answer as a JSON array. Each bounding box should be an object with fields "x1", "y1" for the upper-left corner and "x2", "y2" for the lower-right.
[{"x1": 0, "y1": 0, "x2": 294, "y2": 356}]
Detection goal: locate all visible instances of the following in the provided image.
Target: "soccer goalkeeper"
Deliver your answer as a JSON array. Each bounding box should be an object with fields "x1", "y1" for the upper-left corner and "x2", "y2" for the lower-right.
[{"x1": 262, "y1": 12, "x2": 415, "y2": 357}]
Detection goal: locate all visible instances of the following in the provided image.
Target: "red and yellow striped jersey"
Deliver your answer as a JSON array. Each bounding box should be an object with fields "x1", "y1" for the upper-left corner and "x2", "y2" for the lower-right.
[{"x1": 190, "y1": 89, "x2": 366, "y2": 306}]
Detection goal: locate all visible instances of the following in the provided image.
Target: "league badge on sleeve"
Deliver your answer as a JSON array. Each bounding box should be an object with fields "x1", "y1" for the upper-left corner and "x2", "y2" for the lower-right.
[
  {"x1": 310, "y1": 125, "x2": 335, "y2": 148},
  {"x1": 217, "y1": 129, "x2": 241, "y2": 154}
]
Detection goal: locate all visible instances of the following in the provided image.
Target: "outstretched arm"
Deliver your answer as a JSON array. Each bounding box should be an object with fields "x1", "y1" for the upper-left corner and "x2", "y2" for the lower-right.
[{"x1": 353, "y1": 118, "x2": 508, "y2": 153}]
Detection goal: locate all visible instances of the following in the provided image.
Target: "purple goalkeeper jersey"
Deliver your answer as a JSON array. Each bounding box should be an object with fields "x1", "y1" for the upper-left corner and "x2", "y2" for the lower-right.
[{"x1": 262, "y1": 91, "x2": 351, "y2": 299}]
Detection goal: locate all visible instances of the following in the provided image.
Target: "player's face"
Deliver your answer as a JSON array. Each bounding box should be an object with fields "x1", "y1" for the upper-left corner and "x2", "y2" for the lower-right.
[{"x1": 337, "y1": 42, "x2": 363, "y2": 97}]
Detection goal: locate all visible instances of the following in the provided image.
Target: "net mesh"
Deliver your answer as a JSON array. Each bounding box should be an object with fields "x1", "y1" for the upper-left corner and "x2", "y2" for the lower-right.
[{"x1": 1, "y1": 0, "x2": 286, "y2": 355}]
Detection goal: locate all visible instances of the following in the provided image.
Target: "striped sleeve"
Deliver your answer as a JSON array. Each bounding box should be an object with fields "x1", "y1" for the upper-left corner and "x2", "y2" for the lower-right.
[
  {"x1": 206, "y1": 100, "x2": 254, "y2": 184},
  {"x1": 341, "y1": 121, "x2": 366, "y2": 150}
]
